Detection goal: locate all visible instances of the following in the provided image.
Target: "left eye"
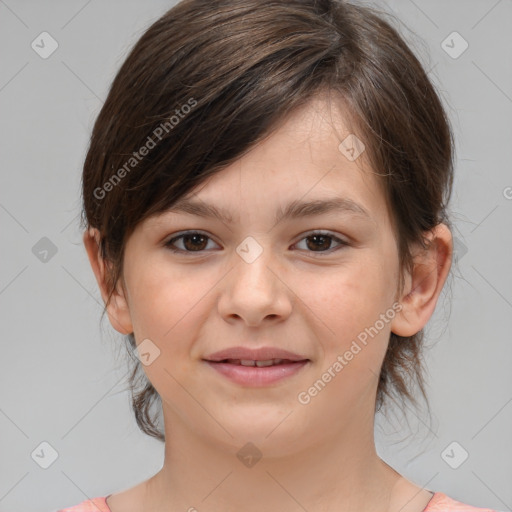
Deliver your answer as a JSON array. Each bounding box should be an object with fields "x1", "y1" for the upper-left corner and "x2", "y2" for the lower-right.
[
  {"x1": 165, "y1": 231, "x2": 219, "y2": 253},
  {"x1": 293, "y1": 231, "x2": 349, "y2": 253},
  {"x1": 164, "y1": 231, "x2": 348, "y2": 254}
]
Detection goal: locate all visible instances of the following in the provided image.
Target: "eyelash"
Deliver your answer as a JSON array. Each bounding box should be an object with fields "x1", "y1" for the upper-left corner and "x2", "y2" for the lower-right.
[{"x1": 164, "y1": 230, "x2": 350, "y2": 256}]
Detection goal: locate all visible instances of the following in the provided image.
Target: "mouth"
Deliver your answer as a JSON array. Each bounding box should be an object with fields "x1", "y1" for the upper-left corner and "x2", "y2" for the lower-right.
[
  {"x1": 211, "y1": 358, "x2": 306, "y2": 367},
  {"x1": 203, "y1": 358, "x2": 310, "y2": 386},
  {"x1": 204, "y1": 346, "x2": 308, "y2": 363}
]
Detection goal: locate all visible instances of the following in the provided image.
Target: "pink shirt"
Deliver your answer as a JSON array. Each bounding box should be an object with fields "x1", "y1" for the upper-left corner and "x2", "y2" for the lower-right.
[{"x1": 54, "y1": 492, "x2": 499, "y2": 511}]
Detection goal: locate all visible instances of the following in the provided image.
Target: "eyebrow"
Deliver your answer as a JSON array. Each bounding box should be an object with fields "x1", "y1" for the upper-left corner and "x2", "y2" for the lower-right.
[{"x1": 165, "y1": 196, "x2": 372, "y2": 225}]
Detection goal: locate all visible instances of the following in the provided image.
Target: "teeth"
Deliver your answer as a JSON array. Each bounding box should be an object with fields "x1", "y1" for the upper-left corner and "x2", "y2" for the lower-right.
[
  {"x1": 228, "y1": 358, "x2": 286, "y2": 367},
  {"x1": 255, "y1": 359, "x2": 275, "y2": 367}
]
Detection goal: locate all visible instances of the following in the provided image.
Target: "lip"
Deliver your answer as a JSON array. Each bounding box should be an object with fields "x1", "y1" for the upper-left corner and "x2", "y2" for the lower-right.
[
  {"x1": 203, "y1": 346, "x2": 310, "y2": 387},
  {"x1": 204, "y1": 346, "x2": 308, "y2": 362},
  {"x1": 204, "y1": 360, "x2": 310, "y2": 386}
]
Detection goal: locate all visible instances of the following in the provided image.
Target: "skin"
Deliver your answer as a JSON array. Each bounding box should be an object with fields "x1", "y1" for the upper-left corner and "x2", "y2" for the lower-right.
[{"x1": 84, "y1": 94, "x2": 452, "y2": 512}]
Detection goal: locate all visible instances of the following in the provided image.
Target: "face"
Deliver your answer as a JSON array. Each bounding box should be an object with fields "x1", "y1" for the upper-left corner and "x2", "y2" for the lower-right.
[{"x1": 86, "y1": 95, "x2": 443, "y2": 457}]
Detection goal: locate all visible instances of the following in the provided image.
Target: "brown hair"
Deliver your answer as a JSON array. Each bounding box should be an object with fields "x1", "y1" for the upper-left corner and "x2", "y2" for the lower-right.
[{"x1": 80, "y1": 0, "x2": 455, "y2": 442}]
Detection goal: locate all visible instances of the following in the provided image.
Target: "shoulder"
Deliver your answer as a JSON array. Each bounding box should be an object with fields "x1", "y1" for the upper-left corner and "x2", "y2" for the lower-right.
[
  {"x1": 53, "y1": 497, "x2": 110, "y2": 512},
  {"x1": 51, "y1": 492, "x2": 502, "y2": 512},
  {"x1": 426, "y1": 492, "x2": 502, "y2": 512}
]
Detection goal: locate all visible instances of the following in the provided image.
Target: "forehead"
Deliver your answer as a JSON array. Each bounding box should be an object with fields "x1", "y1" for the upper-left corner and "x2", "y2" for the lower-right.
[
  {"x1": 187, "y1": 97, "x2": 385, "y2": 215},
  {"x1": 145, "y1": 94, "x2": 392, "y2": 232}
]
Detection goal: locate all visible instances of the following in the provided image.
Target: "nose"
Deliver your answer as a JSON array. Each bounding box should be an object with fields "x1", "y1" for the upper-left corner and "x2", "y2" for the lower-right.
[{"x1": 217, "y1": 242, "x2": 293, "y2": 327}]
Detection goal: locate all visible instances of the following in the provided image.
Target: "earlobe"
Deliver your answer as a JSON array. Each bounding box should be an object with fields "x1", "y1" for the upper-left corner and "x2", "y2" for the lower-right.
[
  {"x1": 391, "y1": 223, "x2": 453, "y2": 338},
  {"x1": 83, "y1": 228, "x2": 134, "y2": 335}
]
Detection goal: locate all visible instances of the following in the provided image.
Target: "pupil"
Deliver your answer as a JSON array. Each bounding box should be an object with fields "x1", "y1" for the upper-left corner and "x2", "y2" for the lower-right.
[
  {"x1": 307, "y1": 235, "x2": 330, "y2": 251},
  {"x1": 184, "y1": 234, "x2": 207, "y2": 251}
]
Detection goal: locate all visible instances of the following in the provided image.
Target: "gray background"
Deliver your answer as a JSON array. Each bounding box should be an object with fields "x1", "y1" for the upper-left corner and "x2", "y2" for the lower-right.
[{"x1": 1, "y1": 1, "x2": 511, "y2": 511}]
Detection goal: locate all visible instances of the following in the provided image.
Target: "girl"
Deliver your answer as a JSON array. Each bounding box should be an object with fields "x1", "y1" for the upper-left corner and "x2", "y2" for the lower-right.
[{"x1": 60, "y1": 0, "x2": 498, "y2": 511}]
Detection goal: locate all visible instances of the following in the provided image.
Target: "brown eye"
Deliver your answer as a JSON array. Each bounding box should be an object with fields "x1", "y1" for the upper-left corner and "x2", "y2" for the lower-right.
[
  {"x1": 165, "y1": 231, "x2": 218, "y2": 253},
  {"x1": 305, "y1": 234, "x2": 332, "y2": 251},
  {"x1": 293, "y1": 231, "x2": 349, "y2": 254},
  {"x1": 164, "y1": 230, "x2": 349, "y2": 255}
]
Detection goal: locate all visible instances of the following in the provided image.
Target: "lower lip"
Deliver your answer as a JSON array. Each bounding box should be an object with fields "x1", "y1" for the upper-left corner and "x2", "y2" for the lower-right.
[{"x1": 204, "y1": 360, "x2": 309, "y2": 386}]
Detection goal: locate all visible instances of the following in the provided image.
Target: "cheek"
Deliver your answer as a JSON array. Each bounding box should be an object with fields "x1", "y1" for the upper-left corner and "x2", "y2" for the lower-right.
[
  {"x1": 295, "y1": 262, "x2": 394, "y2": 417},
  {"x1": 124, "y1": 259, "x2": 188, "y2": 340},
  {"x1": 300, "y1": 255, "x2": 394, "y2": 362},
  {"x1": 127, "y1": 259, "x2": 219, "y2": 356},
  {"x1": 126, "y1": 263, "x2": 211, "y2": 396}
]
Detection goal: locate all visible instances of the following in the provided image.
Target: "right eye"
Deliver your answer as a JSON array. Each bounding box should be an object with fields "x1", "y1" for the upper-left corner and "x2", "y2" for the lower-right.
[{"x1": 164, "y1": 231, "x2": 221, "y2": 253}]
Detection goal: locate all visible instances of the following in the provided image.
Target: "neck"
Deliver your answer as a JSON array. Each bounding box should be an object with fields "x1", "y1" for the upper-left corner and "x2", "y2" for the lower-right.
[{"x1": 144, "y1": 408, "x2": 405, "y2": 512}]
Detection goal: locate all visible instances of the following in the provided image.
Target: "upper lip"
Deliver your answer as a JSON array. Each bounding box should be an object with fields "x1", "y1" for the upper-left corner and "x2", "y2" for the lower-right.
[{"x1": 204, "y1": 346, "x2": 309, "y2": 362}]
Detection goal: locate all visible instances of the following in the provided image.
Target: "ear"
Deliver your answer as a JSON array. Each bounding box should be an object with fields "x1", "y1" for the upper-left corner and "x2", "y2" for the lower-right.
[
  {"x1": 83, "y1": 227, "x2": 133, "y2": 335},
  {"x1": 391, "y1": 223, "x2": 452, "y2": 337}
]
